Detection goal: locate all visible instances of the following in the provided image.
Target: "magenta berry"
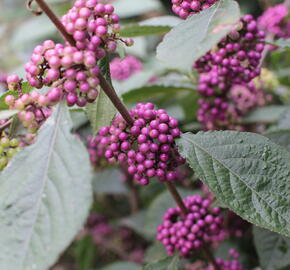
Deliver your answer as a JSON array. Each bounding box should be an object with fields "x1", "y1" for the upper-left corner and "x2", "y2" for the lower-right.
[
  {"x1": 172, "y1": 0, "x2": 218, "y2": 19},
  {"x1": 157, "y1": 195, "x2": 225, "y2": 257},
  {"x1": 258, "y1": 4, "x2": 290, "y2": 39},
  {"x1": 98, "y1": 103, "x2": 185, "y2": 185},
  {"x1": 110, "y1": 56, "x2": 143, "y2": 81}
]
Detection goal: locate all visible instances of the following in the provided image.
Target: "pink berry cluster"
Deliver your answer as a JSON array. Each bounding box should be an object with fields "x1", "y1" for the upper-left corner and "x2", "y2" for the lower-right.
[
  {"x1": 98, "y1": 103, "x2": 185, "y2": 185},
  {"x1": 194, "y1": 15, "x2": 266, "y2": 130},
  {"x1": 258, "y1": 4, "x2": 290, "y2": 39},
  {"x1": 87, "y1": 134, "x2": 109, "y2": 168},
  {"x1": 110, "y1": 56, "x2": 143, "y2": 81},
  {"x1": 61, "y1": 0, "x2": 133, "y2": 52},
  {"x1": 157, "y1": 195, "x2": 224, "y2": 257},
  {"x1": 171, "y1": 0, "x2": 218, "y2": 19},
  {"x1": 25, "y1": 40, "x2": 100, "y2": 107},
  {"x1": 200, "y1": 249, "x2": 245, "y2": 270},
  {"x1": 5, "y1": 75, "x2": 53, "y2": 135}
]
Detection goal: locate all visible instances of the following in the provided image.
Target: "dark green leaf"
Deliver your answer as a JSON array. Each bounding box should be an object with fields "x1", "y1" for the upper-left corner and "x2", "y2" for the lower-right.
[
  {"x1": 254, "y1": 226, "x2": 290, "y2": 270},
  {"x1": 0, "y1": 91, "x2": 18, "y2": 110},
  {"x1": 0, "y1": 103, "x2": 93, "y2": 270},
  {"x1": 177, "y1": 131, "x2": 290, "y2": 237},
  {"x1": 120, "y1": 25, "x2": 171, "y2": 37},
  {"x1": 156, "y1": 0, "x2": 240, "y2": 71}
]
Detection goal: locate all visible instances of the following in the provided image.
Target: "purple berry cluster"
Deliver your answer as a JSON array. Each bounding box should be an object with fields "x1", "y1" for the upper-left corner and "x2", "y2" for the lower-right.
[
  {"x1": 25, "y1": 40, "x2": 100, "y2": 107},
  {"x1": 98, "y1": 103, "x2": 185, "y2": 185},
  {"x1": 200, "y1": 249, "x2": 245, "y2": 270},
  {"x1": 157, "y1": 195, "x2": 224, "y2": 257},
  {"x1": 61, "y1": 0, "x2": 133, "y2": 52},
  {"x1": 87, "y1": 134, "x2": 108, "y2": 168},
  {"x1": 195, "y1": 15, "x2": 266, "y2": 130},
  {"x1": 171, "y1": 0, "x2": 218, "y2": 19},
  {"x1": 258, "y1": 4, "x2": 290, "y2": 39},
  {"x1": 110, "y1": 56, "x2": 143, "y2": 81}
]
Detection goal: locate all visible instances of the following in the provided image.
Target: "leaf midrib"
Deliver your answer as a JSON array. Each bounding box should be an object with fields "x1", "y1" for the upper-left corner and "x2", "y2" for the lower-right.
[{"x1": 20, "y1": 104, "x2": 63, "y2": 268}]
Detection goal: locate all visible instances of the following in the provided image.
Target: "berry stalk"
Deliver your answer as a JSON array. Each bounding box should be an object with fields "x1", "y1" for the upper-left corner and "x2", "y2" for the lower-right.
[
  {"x1": 32, "y1": 0, "x2": 134, "y2": 125},
  {"x1": 202, "y1": 246, "x2": 222, "y2": 270},
  {"x1": 165, "y1": 182, "x2": 188, "y2": 216},
  {"x1": 34, "y1": 0, "x2": 76, "y2": 46}
]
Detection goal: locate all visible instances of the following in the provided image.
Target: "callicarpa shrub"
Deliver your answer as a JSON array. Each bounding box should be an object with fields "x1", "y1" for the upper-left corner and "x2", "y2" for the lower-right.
[{"x1": 0, "y1": 0, "x2": 289, "y2": 270}]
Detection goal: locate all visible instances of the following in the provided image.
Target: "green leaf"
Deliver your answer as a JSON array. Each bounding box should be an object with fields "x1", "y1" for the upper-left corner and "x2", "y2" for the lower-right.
[
  {"x1": 143, "y1": 256, "x2": 179, "y2": 270},
  {"x1": 0, "y1": 103, "x2": 93, "y2": 270},
  {"x1": 244, "y1": 106, "x2": 290, "y2": 124},
  {"x1": 86, "y1": 56, "x2": 116, "y2": 135},
  {"x1": 265, "y1": 129, "x2": 290, "y2": 153},
  {"x1": 120, "y1": 25, "x2": 171, "y2": 37},
  {"x1": 22, "y1": 82, "x2": 34, "y2": 94},
  {"x1": 156, "y1": 0, "x2": 240, "y2": 71},
  {"x1": 122, "y1": 84, "x2": 196, "y2": 103},
  {"x1": 140, "y1": 16, "x2": 183, "y2": 27},
  {"x1": 144, "y1": 242, "x2": 168, "y2": 263},
  {"x1": 267, "y1": 38, "x2": 290, "y2": 49},
  {"x1": 0, "y1": 110, "x2": 19, "y2": 120},
  {"x1": 177, "y1": 131, "x2": 290, "y2": 237},
  {"x1": 94, "y1": 167, "x2": 128, "y2": 194},
  {"x1": 100, "y1": 262, "x2": 141, "y2": 270},
  {"x1": 254, "y1": 226, "x2": 290, "y2": 270}
]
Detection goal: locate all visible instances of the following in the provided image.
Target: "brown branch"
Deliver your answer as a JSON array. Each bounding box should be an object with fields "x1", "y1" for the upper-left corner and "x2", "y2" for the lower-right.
[
  {"x1": 33, "y1": 0, "x2": 76, "y2": 46},
  {"x1": 165, "y1": 182, "x2": 188, "y2": 216}
]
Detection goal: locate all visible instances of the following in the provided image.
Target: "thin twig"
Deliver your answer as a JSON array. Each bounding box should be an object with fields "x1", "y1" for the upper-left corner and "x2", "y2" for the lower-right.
[{"x1": 165, "y1": 182, "x2": 188, "y2": 216}]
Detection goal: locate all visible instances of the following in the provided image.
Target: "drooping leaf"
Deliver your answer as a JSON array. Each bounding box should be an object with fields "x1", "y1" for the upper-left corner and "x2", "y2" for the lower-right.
[
  {"x1": 142, "y1": 256, "x2": 179, "y2": 270},
  {"x1": 0, "y1": 103, "x2": 93, "y2": 270},
  {"x1": 86, "y1": 56, "x2": 116, "y2": 135},
  {"x1": 156, "y1": 0, "x2": 240, "y2": 71},
  {"x1": 253, "y1": 226, "x2": 290, "y2": 270},
  {"x1": 120, "y1": 25, "x2": 171, "y2": 37},
  {"x1": 177, "y1": 131, "x2": 290, "y2": 237}
]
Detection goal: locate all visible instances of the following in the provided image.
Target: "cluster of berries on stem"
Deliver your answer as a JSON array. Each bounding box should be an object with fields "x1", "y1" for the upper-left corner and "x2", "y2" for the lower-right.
[
  {"x1": 194, "y1": 15, "x2": 267, "y2": 130},
  {"x1": 98, "y1": 103, "x2": 185, "y2": 185},
  {"x1": 171, "y1": 0, "x2": 218, "y2": 19},
  {"x1": 157, "y1": 195, "x2": 224, "y2": 257}
]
